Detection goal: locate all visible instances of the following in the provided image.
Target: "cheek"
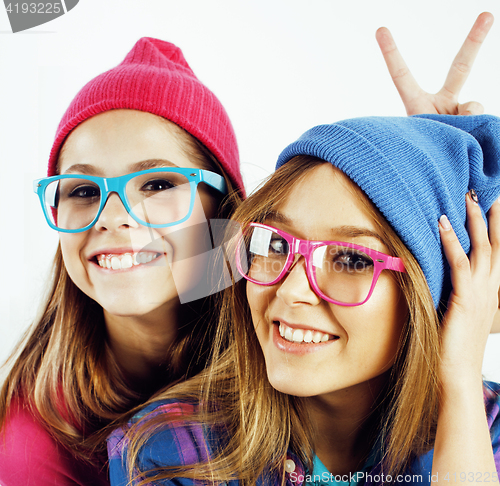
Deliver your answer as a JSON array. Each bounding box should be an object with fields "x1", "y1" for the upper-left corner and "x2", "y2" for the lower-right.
[
  {"x1": 155, "y1": 189, "x2": 213, "y2": 256},
  {"x1": 340, "y1": 276, "x2": 407, "y2": 364},
  {"x1": 363, "y1": 278, "x2": 407, "y2": 361},
  {"x1": 59, "y1": 234, "x2": 90, "y2": 291},
  {"x1": 194, "y1": 189, "x2": 218, "y2": 223},
  {"x1": 59, "y1": 235, "x2": 84, "y2": 273},
  {"x1": 158, "y1": 222, "x2": 212, "y2": 261},
  {"x1": 154, "y1": 217, "x2": 216, "y2": 301},
  {"x1": 246, "y1": 282, "x2": 275, "y2": 330},
  {"x1": 383, "y1": 278, "x2": 408, "y2": 337}
]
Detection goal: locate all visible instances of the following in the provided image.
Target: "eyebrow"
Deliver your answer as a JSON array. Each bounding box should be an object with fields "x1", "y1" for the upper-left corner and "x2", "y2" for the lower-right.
[
  {"x1": 63, "y1": 164, "x2": 101, "y2": 176},
  {"x1": 62, "y1": 159, "x2": 180, "y2": 175},
  {"x1": 332, "y1": 225, "x2": 384, "y2": 244},
  {"x1": 265, "y1": 211, "x2": 290, "y2": 224},
  {"x1": 129, "y1": 159, "x2": 180, "y2": 172},
  {"x1": 265, "y1": 211, "x2": 384, "y2": 243}
]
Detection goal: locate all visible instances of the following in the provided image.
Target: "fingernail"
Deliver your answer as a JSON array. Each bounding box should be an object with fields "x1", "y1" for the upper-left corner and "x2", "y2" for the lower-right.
[
  {"x1": 439, "y1": 215, "x2": 451, "y2": 231},
  {"x1": 468, "y1": 189, "x2": 479, "y2": 204}
]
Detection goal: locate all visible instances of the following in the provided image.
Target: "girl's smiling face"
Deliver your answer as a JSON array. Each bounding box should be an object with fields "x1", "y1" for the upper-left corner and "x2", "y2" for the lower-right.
[
  {"x1": 246, "y1": 163, "x2": 408, "y2": 399},
  {"x1": 58, "y1": 109, "x2": 218, "y2": 322}
]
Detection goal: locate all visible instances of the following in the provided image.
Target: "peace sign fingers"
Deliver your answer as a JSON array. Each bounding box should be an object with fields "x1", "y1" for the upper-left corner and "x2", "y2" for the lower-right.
[
  {"x1": 376, "y1": 12, "x2": 494, "y2": 116},
  {"x1": 375, "y1": 26, "x2": 425, "y2": 115},
  {"x1": 440, "y1": 12, "x2": 494, "y2": 101}
]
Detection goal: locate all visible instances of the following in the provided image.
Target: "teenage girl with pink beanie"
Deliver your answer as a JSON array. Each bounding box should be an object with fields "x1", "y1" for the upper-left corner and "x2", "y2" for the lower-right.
[{"x1": 0, "y1": 37, "x2": 244, "y2": 486}]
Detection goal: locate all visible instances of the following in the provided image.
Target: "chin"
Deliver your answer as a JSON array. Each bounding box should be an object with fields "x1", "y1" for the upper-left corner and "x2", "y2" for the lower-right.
[
  {"x1": 101, "y1": 303, "x2": 158, "y2": 318},
  {"x1": 269, "y1": 381, "x2": 317, "y2": 398},
  {"x1": 96, "y1": 292, "x2": 175, "y2": 319},
  {"x1": 266, "y1": 369, "x2": 317, "y2": 398},
  {"x1": 266, "y1": 365, "x2": 353, "y2": 398}
]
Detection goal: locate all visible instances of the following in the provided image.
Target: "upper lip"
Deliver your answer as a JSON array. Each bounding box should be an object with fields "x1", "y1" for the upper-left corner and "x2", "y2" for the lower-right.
[{"x1": 272, "y1": 317, "x2": 339, "y2": 337}]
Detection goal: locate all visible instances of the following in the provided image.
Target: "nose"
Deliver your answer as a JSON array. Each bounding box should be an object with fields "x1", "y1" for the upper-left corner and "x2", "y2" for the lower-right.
[
  {"x1": 94, "y1": 192, "x2": 139, "y2": 232},
  {"x1": 276, "y1": 255, "x2": 321, "y2": 306}
]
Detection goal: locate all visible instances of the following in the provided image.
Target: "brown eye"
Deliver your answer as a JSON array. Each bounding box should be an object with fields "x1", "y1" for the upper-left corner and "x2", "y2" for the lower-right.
[
  {"x1": 269, "y1": 237, "x2": 288, "y2": 255},
  {"x1": 140, "y1": 179, "x2": 176, "y2": 192},
  {"x1": 68, "y1": 185, "x2": 100, "y2": 199},
  {"x1": 326, "y1": 247, "x2": 374, "y2": 273}
]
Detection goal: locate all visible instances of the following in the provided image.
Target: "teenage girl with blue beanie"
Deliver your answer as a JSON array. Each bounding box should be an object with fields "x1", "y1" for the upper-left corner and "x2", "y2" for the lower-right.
[
  {"x1": 0, "y1": 13, "x2": 493, "y2": 486},
  {"x1": 109, "y1": 113, "x2": 500, "y2": 484},
  {"x1": 0, "y1": 37, "x2": 244, "y2": 486}
]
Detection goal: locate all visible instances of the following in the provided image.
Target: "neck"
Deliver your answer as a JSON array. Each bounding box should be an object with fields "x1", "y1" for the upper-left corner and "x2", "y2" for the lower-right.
[
  {"x1": 104, "y1": 299, "x2": 181, "y2": 392},
  {"x1": 304, "y1": 373, "x2": 389, "y2": 476}
]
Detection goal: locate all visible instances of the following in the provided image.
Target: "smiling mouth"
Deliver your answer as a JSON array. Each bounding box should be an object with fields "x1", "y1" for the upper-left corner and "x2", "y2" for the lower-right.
[
  {"x1": 276, "y1": 321, "x2": 339, "y2": 344},
  {"x1": 95, "y1": 252, "x2": 162, "y2": 270}
]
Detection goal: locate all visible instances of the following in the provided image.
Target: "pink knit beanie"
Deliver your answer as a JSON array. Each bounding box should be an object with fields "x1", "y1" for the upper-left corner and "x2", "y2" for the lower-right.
[{"x1": 48, "y1": 37, "x2": 244, "y2": 196}]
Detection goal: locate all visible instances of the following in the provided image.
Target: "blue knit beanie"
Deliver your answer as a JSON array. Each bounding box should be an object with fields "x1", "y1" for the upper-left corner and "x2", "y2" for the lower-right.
[{"x1": 276, "y1": 114, "x2": 500, "y2": 307}]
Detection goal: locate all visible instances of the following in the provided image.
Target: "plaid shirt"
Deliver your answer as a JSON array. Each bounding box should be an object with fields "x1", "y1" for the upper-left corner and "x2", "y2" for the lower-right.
[{"x1": 108, "y1": 382, "x2": 500, "y2": 486}]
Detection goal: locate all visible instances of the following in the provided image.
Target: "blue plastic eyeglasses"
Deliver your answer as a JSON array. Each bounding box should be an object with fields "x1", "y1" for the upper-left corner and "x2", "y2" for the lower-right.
[{"x1": 33, "y1": 168, "x2": 227, "y2": 233}]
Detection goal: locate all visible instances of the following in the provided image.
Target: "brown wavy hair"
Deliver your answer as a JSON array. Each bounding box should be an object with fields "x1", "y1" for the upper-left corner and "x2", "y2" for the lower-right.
[
  {"x1": 0, "y1": 119, "x2": 242, "y2": 467},
  {"x1": 124, "y1": 156, "x2": 441, "y2": 485}
]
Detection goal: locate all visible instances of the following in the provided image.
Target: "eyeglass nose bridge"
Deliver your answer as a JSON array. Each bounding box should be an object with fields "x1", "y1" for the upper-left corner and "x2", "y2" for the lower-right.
[
  {"x1": 279, "y1": 238, "x2": 322, "y2": 301},
  {"x1": 99, "y1": 176, "x2": 130, "y2": 208},
  {"x1": 294, "y1": 238, "x2": 316, "y2": 258},
  {"x1": 93, "y1": 177, "x2": 133, "y2": 225},
  {"x1": 285, "y1": 238, "x2": 316, "y2": 274}
]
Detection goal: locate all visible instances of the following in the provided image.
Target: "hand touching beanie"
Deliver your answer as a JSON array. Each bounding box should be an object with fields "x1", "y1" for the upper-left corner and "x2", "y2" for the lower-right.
[
  {"x1": 48, "y1": 37, "x2": 244, "y2": 196},
  {"x1": 276, "y1": 114, "x2": 500, "y2": 307}
]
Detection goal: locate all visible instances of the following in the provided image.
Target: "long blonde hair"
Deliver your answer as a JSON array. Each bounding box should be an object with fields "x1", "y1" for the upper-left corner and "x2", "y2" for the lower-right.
[
  {"x1": 0, "y1": 121, "x2": 242, "y2": 465},
  {"x1": 124, "y1": 156, "x2": 441, "y2": 485}
]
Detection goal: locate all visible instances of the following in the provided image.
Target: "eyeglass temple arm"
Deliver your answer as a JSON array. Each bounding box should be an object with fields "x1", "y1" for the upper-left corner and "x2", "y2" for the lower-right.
[
  {"x1": 33, "y1": 179, "x2": 42, "y2": 194},
  {"x1": 200, "y1": 170, "x2": 228, "y2": 195},
  {"x1": 385, "y1": 255, "x2": 406, "y2": 273}
]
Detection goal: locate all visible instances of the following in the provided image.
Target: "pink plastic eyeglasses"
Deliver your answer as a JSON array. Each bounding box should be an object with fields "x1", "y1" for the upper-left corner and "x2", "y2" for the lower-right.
[{"x1": 236, "y1": 223, "x2": 406, "y2": 306}]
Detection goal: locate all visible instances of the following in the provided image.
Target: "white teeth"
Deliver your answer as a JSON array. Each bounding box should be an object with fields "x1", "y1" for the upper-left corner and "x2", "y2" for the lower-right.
[
  {"x1": 121, "y1": 254, "x2": 133, "y2": 269},
  {"x1": 278, "y1": 322, "x2": 334, "y2": 344},
  {"x1": 96, "y1": 252, "x2": 159, "y2": 270},
  {"x1": 292, "y1": 329, "x2": 304, "y2": 342},
  {"x1": 110, "y1": 256, "x2": 121, "y2": 270},
  {"x1": 137, "y1": 252, "x2": 155, "y2": 264},
  {"x1": 312, "y1": 331, "x2": 322, "y2": 343},
  {"x1": 303, "y1": 330, "x2": 313, "y2": 343}
]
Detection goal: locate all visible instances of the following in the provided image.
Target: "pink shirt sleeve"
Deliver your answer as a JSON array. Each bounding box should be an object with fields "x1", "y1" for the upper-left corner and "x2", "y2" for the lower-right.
[{"x1": 0, "y1": 401, "x2": 109, "y2": 486}]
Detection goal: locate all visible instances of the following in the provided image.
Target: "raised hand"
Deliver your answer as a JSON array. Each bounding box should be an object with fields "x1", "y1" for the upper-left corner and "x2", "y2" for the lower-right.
[
  {"x1": 493, "y1": 291, "x2": 500, "y2": 332},
  {"x1": 376, "y1": 12, "x2": 494, "y2": 116},
  {"x1": 432, "y1": 193, "x2": 500, "y2": 482},
  {"x1": 438, "y1": 193, "x2": 500, "y2": 382}
]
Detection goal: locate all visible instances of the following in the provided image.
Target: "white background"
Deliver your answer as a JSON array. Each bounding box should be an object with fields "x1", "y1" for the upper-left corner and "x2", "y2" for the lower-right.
[{"x1": 0, "y1": 0, "x2": 499, "y2": 381}]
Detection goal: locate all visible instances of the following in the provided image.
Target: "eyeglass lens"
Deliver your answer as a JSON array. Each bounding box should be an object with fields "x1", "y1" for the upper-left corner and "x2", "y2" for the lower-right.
[
  {"x1": 240, "y1": 226, "x2": 376, "y2": 304},
  {"x1": 43, "y1": 172, "x2": 192, "y2": 230}
]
